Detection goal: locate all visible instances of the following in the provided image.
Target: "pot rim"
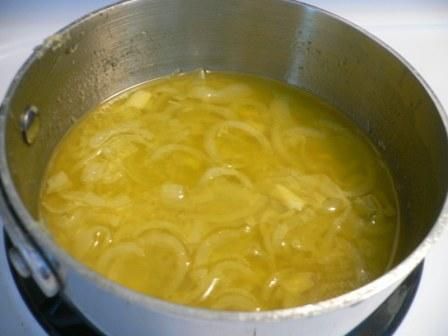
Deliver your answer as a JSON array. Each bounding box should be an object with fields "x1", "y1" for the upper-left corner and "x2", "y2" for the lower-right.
[{"x1": 1, "y1": 0, "x2": 447, "y2": 322}]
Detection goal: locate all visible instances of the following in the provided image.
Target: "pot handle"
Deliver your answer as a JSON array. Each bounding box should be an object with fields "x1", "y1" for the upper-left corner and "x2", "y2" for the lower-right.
[{"x1": 0, "y1": 187, "x2": 60, "y2": 297}]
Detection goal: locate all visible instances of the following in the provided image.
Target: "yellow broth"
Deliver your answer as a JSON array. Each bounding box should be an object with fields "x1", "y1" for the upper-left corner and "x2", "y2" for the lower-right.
[{"x1": 40, "y1": 71, "x2": 399, "y2": 311}]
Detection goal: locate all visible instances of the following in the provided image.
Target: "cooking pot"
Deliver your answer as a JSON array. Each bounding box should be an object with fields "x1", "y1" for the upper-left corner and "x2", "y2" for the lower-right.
[{"x1": 1, "y1": 0, "x2": 447, "y2": 335}]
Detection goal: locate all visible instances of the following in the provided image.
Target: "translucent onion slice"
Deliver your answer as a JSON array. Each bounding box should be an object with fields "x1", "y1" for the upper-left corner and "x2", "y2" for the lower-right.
[
  {"x1": 81, "y1": 159, "x2": 125, "y2": 184},
  {"x1": 61, "y1": 192, "x2": 131, "y2": 208},
  {"x1": 175, "y1": 268, "x2": 214, "y2": 304},
  {"x1": 204, "y1": 120, "x2": 272, "y2": 163},
  {"x1": 272, "y1": 184, "x2": 305, "y2": 211},
  {"x1": 114, "y1": 220, "x2": 185, "y2": 242},
  {"x1": 269, "y1": 97, "x2": 291, "y2": 121},
  {"x1": 199, "y1": 167, "x2": 253, "y2": 189},
  {"x1": 210, "y1": 259, "x2": 256, "y2": 281},
  {"x1": 271, "y1": 124, "x2": 324, "y2": 168},
  {"x1": 41, "y1": 198, "x2": 79, "y2": 214},
  {"x1": 232, "y1": 98, "x2": 269, "y2": 129},
  {"x1": 295, "y1": 174, "x2": 349, "y2": 208},
  {"x1": 177, "y1": 262, "x2": 254, "y2": 305},
  {"x1": 138, "y1": 229, "x2": 189, "y2": 294},
  {"x1": 89, "y1": 123, "x2": 153, "y2": 148},
  {"x1": 299, "y1": 133, "x2": 376, "y2": 197},
  {"x1": 191, "y1": 187, "x2": 266, "y2": 224},
  {"x1": 72, "y1": 225, "x2": 112, "y2": 258},
  {"x1": 271, "y1": 222, "x2": 292, "y2": 250},
  {"x1": 234, "y1": 98, "x2": 269, "y2": 116},
  {"x1": 204, "y1": 104, "x2": 236, "y2": 119},
  {"x1": 262, "y1": 171, "x2": 349, "y2": 211},
  {"x1": 152, "y1": 85, "x2": 179, "y2": 96},
  {"x1": 261, "y1": 274, "x2": 279, "y2": 303},
  {"x1": 160, "y1": 183, "x2": 186, "y2": 205},
  {"x1": 286, "y1": 126, "x2": 324, "y2": 139},
  {"x1": 259, "y1": 219, "x2": 275, "y2": 258},
  {"x1": 150, "y1": 144, "x2": 207, "y2": 162},
  {"x1": 125, "y1": 90, "x2": 152, "y2": 109},
  {"x1": 45, "y1": 171, "x2": 71, "y2": 194},
  {"x1": 102, "y1": 133, "x2": 154, "y2": 150},
  {"x1": 194, "y1": 229, "x2": 248, "y2": 267},
  {"x1": 276, "y1": 269, "x2": 315, "y2": 294},
  {"x1": 271, "y1": 123, "x2": 294, "y2": 165},
  {"x1": 210, "y1": 289, "x2": 260, "y2": 311},
  {"x1": 198, "y1": 277, "x2": 220, "y2": 302},
  {"x1": 323, "y1": 205, "x2": 352, "y2": 243},
  {"x1": 263, "y1": 270, "x2": 315, "y2": 308},
  {"x1": 97, "y1": 242, "x2": 145, "y2": 272},
  {"x1": 340, "y1": 165, "x2": 375, "y2": 197}
]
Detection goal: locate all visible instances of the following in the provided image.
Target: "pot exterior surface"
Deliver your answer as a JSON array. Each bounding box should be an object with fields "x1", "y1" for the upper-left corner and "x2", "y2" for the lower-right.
[{"x1": 1, "y1": 0, "x2": 447, "y2": 335}]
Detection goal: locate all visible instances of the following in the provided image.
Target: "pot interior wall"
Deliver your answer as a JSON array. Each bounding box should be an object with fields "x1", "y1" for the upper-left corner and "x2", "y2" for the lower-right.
[{"x1": 3, "y1": 0, "x2": 448, "y2": 265}]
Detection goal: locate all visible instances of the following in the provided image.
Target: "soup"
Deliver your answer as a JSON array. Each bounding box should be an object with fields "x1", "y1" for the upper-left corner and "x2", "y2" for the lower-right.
[{"x1": 40, "y1": 71, "x2": 399, "y2": 311}]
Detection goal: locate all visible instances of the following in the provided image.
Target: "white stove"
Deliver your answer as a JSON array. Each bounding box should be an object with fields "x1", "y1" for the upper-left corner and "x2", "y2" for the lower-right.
[{"x1": 0, "y1": 1, "x2": 447, "y2": 335}]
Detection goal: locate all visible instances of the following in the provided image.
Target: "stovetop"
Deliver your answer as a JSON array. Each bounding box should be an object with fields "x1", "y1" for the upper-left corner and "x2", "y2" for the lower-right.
[{"x1": 1, "y1": 1, "x2": 448, "y2": 335}]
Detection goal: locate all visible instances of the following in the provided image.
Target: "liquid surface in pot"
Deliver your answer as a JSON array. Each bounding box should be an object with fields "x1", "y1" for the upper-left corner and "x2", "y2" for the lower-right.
[{"x1": 40, "y1": 71, "x2": 399, "y2": 311}]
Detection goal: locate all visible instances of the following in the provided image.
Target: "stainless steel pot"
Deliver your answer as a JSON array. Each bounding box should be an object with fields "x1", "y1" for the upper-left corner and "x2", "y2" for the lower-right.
[{"x1": 1, "y1": 0, "x2": 447, "y2": 335}]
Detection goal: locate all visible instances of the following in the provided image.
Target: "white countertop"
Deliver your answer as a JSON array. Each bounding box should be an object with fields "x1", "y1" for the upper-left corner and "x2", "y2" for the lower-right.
[{"x1": 0, "y1": 1, "x2": 447, "y2": 335}]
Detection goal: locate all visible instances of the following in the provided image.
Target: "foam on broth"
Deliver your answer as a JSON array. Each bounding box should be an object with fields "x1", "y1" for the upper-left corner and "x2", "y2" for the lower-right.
[{"x1": 40, "y1": 71, "x2": 399, "y2": 311}]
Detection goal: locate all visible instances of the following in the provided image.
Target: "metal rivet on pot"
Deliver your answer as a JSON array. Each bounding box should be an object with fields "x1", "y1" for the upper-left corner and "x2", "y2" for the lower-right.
[
  {"x1": 20, "y1": 105, "x2": 40, "y2": 145},
  {"x1": 8, "y1": 247, "x2": 31, "y2": 278}
]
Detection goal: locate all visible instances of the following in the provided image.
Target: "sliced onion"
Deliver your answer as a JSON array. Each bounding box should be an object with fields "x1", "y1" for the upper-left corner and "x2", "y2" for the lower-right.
[
  {"x1": 233, "y1": 98, "x2": 268, "y2": 116},
  {"x1": 61, "y1": 191, "x2": 131, "y2": 208},
  {"x1": 258, "y1": 221, "x2": 274, "y2": 259},
  {"x1": 73, "y1": 225, "x2": 112, "y2": 258},
  {"x1": 269, "y1": 96, "x2": 290, "y2": 120},
  {"x1": 104, "y1": 133, "x2": 154, "y2": 149},
  {"x1": 204, "y1": 104, "x2": 236, "y2": 119},
  {"x1": 80, "y1": 159, "x2": 125, "y2": 184},
  {"x1": 194, "y1": 229, "x2": 246, "y2": 267},
  {"x1": 175, "y1": 267, "x2": 213, "y2": 304},
  {"x1": 271, "y1": 123, "x2": 325, "y2": 168},
  {"x1": 45, "y1": 171, "x2": 71, "y2": 194},
  {"x1": 150, "y1": 143, "x2": 207, "y2": 162},
  {"x1": 276, "y1": 269, "x2": 315, "y2": 294},
  {"x1": 272, "y1": 184, "x2": 305, "y2": 211},
  {"x1": 210, "y1": 289, "x2": 260, "y2": 311},
  {"x1": 97, "y1": 242, "x2": 145, "y2": 272},
  {"x1": 294, "y1": 174, "x2": 349, "y2": 207},
  {"x1": 160, "y1": 183, "x2": 186, "y2": 203},
  {"x1": 125, "y1": 90, "x2": 152, "y2": 109},
  {"x1": 204, "y1": 120, "x2": 272, "y2": 163},
  {"x1": 114, "y1": 220, "x2": 184, "y2": 242},
  {"x1": 41, "y1": 198, "x2": 79, "y2": 214},
  {"x1": 271, "y1": 222, "x2": 291, "y2": 250},
  {"x1": 198, "y1": 277, "x2": 220, "y2": 302},
  {"x1": 89, "y1": 123, "x2": 153, "y2": 148},
  {"x1": 323, "y1": 205, "x2": 352, "y2": 244},
  {"x1": 286, "y1": 126, "x2": 325, "y2": 139},
  {"x1": 339, "y1": 164, "x2": 376, "y2": 197},
  {"x1": 210, "y1": 259, "x2": 257, "y2": 281},
  {"x1": 152, "y1": 85, "x2": 179, "y2": 96},
  {"x1": 192, "y1": 189, "x2": 266, "y2": 224},
  {"x1": 71, "y1": 148, "x2": 103, "y2": 173},
  {"x1": 138, "y1": 229, "x2": 189, "y2": 293},
  {"x1": 271, "y1": 123, "x2": 296, "y2": 166},
  {"x1": 199, "y1": 167, "x2": 253, "y2": 189}
]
